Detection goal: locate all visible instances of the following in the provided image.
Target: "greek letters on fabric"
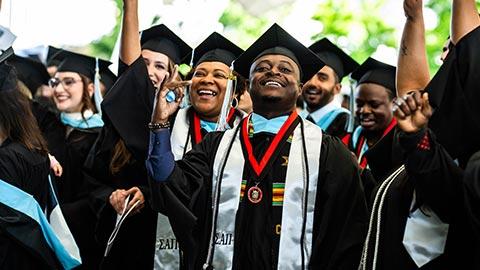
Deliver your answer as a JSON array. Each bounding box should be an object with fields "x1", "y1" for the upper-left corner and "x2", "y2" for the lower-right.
[
  {"x1": 154, "y1": 107, "x2": 190, "y2": 269},
  {"x1": 154, "y1": 107, "x2": 244, "y2": 269},
  {"x1": 206, "y1": 116, "x2": 322, "y2": 269}
]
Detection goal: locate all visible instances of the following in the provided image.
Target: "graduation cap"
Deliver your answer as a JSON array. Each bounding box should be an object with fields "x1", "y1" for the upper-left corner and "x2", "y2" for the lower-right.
[
  {"x1": 55, "y1": 50, "x2": 113, "y2": 82},
  {"x1": 183, "y1": 33, "x2": 244, "y2": 131},
  {"x1": 0, "y1": 25, "x2": 16, "y2": 65},
  {"x1": 234, "y1": 23, "x2": 324, "y2": 83},
  {"x1": 55, "y1": 50, "x2": 114, "y2": 114},
  {"x1": 7, "y1": 55, "x2": 50, "y2": 95},
  {"x1": 187, "y1": 32, "x2": 244, "y2": 67},
  {"x1": 46, "y1": 46, "x2": 63, "y2": 67},
  {"x1": 100, "y1": 67, "x2": 117, "y2": 92},
  {"x1": 140, "y1": 24, "x2": 191, "y2": 64},
  {"x1": 0, "y1": 64, "x2": 18, "y2": 93},
  {"x1": 309, "y1": 38, "x2": 359, "y2": 79},
  {"x1": 351, "y1": 57, "x2": 396, "y2": 94}
]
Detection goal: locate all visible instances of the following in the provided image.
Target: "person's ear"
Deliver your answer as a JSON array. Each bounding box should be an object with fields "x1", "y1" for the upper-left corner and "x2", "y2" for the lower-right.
[
  {"x1": 87, "y1": 83, "x2": 94, "y2": 97},
  {"x1": 297, "y1": 82, "x2": 304, "y2": 95},
  {"x1": 333, "y1": 83, "x2": 342, "y2": 95}
]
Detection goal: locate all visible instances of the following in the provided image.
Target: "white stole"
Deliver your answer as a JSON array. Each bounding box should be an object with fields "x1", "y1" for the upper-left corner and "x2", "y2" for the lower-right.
[{"x1": 206, "y1": 119, "x2": 322, "y2": 269}]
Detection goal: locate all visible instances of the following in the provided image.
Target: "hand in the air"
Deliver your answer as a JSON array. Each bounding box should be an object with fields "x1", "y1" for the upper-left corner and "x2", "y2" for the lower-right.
[
  {"x1": 404, "y1": 0, "x2": 423, "y2": 21},
  {"x1": 393, "y1": 91, "x2": 432, "y2": 133},
  {"x1": 151, "y1": 64, "x2": 191, "y2": 123}
]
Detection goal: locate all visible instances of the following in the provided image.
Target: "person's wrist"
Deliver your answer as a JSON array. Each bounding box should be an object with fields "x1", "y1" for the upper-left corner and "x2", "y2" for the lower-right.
[
  {"x1": 148, "y1": 121, "x2": 170, "y2": 131},
  {"x1": 407, "y1": 12, "x2": 423, "y2": 22}
]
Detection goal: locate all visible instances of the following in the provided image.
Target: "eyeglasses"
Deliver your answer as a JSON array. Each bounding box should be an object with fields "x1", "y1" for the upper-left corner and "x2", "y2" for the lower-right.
[{"x1": 48, "y1": 77, "x2": 82, "y2": 89}]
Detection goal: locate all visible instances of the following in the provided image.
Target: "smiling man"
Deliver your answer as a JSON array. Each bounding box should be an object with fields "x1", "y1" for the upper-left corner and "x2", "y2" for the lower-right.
[
  {"x1": 346, "y1": 57, "x2": 397, "y2": 171},
  {"x1": 146, "y1": 23, "x2": 368, "y2": 270},
  {"x1": 302, "y1": 38, "x2": 359, "y2": 138}
]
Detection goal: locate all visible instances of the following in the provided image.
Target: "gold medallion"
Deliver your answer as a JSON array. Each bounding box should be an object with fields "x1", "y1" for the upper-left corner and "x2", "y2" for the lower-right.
[{"x1": 247, "y1": 186, "x2": 263, "y2": 204}]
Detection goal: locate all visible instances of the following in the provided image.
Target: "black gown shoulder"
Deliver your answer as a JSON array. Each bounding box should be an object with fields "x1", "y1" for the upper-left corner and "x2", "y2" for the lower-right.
[
  {"x1": 0, "y1": 140, "x2": 50, "y2": 207},
  {"x1": 0, "y1": 140, "x2": 57, "y2": 270},
  {"x1": 325, "y1": 111, "x2": 349, "y2": 138}
]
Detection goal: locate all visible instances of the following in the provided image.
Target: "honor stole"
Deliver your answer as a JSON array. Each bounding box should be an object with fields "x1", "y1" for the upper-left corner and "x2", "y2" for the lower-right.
[
  {"x1": 207, "y1": 112, "x2": 322, "y2": 269},
  {"x1": 154, "y1": 106, "x2": 242, "y2": 269}
]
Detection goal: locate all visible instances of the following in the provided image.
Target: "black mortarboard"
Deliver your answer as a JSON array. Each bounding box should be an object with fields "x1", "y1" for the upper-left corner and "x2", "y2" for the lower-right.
[
  {"x1": 234, "y1": 23, "x2": 324, "y2": 83},
  {"x1": 0, "y1": 64, "x2": 18, "y2": 92},
  {"x1": 46, "y1": 46, "x2": 63, "y2": 67},
  {"x1": 7, "y1": 55, "x2": 50, "y2": 94},
  {"x1": 55, "y1": 50, "x2": 113, "y2": 82},
  {"x1": 186, "y1": 32, "x2": 244, "y2": 67},
  {"x1": 309, "y1": 38, "x2": 359, "y2": 79},
  {"x1": 351, "y1": 57, "x2": 396, "y2": 94},
  {"x1": 140, "y1": 24, "x2": 191, "y2": 64},
  {"x1": 100, "y1": 67, "x2": 117, "y2": 91}
]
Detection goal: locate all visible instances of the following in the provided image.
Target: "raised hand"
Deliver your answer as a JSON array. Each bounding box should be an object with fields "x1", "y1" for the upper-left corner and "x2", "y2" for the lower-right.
[
  {"x1": 151, "y1": 65, "x2": 191, "y2": 124},
  {"x1": 403, "y1": 0, "x2": 423, "y2": 21},
  {"x1": 393, "y1": 91, "x2": 432, "y2": 133}
]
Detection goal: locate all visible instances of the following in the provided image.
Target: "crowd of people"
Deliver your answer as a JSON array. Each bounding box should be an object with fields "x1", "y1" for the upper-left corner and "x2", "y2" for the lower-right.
[{"x1": 1, "y1": 0, "x2": 480, "y2": 269}]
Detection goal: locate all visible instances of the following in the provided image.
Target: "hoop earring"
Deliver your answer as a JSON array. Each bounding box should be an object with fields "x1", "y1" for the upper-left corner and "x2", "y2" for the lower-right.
[{"x1": 231, "y1": 96, "x2": 239, "y2": 109}]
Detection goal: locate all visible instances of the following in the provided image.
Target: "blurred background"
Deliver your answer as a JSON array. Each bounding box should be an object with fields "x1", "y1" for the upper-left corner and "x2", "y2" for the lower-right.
[{"x1": 1, "y1": 0, "x2": 478, "y2": 75}]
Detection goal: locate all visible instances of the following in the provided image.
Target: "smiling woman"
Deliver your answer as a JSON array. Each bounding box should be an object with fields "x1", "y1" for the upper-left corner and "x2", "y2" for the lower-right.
[
  {"x1": 47, "y1": 51, "x2": 109, "y2": 269},
  {"x1": 146, "y1": 31, "x2": 247, "y2": 269}
]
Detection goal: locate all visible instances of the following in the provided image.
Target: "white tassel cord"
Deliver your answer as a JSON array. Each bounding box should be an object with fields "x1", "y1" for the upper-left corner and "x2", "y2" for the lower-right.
[
  {"x1": 360, "y1": 165, "x2": 405, "y2": 270},
  {"x1": 93, "y1": 58, "x2": 103, "y2": 116},
  {"x1": 215, "y1": 61, "x2": 236, "y2": 131}
]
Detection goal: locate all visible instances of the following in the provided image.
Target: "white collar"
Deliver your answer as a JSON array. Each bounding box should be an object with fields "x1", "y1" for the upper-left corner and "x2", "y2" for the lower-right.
[{"x1": 63, "y1": 109, "x2": 94, "y2": 120}]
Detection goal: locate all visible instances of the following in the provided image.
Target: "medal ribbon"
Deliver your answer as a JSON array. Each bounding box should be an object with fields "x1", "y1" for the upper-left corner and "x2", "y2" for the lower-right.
[
  {"x1": 193, "y1": 108, "x2": 236, "y2": 145},
  {"x1": 357, "y1": 118, "x2": 397, "y2": 169},
  {"x1": 241, "y1": 111, "x2": 298, "y2": 177}
]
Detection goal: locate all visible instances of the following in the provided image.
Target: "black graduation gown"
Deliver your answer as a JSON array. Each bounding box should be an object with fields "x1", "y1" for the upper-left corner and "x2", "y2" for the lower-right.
[
  {"x1": 52, "y1": 123, "x2": 102, "y2": 270},
  {"x1": 426, "y1": 26, "x2": 480, "y2": 166},
  {"x1": 324, "y1": 111, "x2": 349, "y2": 138},
  {"x1": 344, "y1": 122, "x2": 402, "y2": 203},
  {"x1": 149, "y1": 118, "x2": 368, "y2": 269},
  {"x1": 463, "y1": 151, "x2": 480, "y2": 268},
  {"x1": 363, "y1": 129, "x2": 476, "y2": 269},
  {"x1": 83, "y1": 57, "x2": 158, "y2": 270},
  {"x1": 30, "y1": 100, "x2": 65, "y2": 157},
  {"x1": 0, "y1": 140, "x2": 61, "y2": 269}
]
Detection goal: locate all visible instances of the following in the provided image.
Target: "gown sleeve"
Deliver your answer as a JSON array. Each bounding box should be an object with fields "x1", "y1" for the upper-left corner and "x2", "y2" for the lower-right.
[
  {"x1": 426, "y1": 26, "x2": 480, "y2": 164},
  {"x1": 464, "y1": 151, "x2": 480, "y2": 240},
  {"x1": 102, "y1": 56, "x2": 155, "y2": 163},
  {"x1": 398, "y1": 128, "x2": 464, "y2": 223},
  {"x1": 147, "y1": 131, "x2": 224, "y2": 267}
]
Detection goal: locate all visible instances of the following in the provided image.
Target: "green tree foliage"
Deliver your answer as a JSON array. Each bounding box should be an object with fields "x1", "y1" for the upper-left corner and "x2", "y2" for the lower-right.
[
  {"x1": 88, "y1": 0, "x2": 122, "y2": 59},
  {"x1": 425, "y1": 1, "x2": 480, "y2": 73},
  {"x1": 424, "y1": 1, "x2": 451, "y2": 72},
  {"x1": 219, "y1": 1, "x2": 269, "y2": 49},
  {"x1": 87, "y1": 0, "x2": 479, "y2": 73},
  {"x1": 311, "y1": 0, "x2": 396, "y2": 65}
]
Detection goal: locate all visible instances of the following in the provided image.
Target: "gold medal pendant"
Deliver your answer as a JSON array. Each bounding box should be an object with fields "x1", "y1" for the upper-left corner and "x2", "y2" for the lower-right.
[{"x1": 247, "y1": 185, "x2": 263, "y2": 204}]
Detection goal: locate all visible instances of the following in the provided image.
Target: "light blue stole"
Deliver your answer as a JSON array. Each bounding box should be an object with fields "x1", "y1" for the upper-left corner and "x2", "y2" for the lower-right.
[
  {"x1": 0, "y1": 178, "x2": 82, "y2": 269},
  {"x1": 60, "y1": 112, "x2": 104, "y2": 129}
]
